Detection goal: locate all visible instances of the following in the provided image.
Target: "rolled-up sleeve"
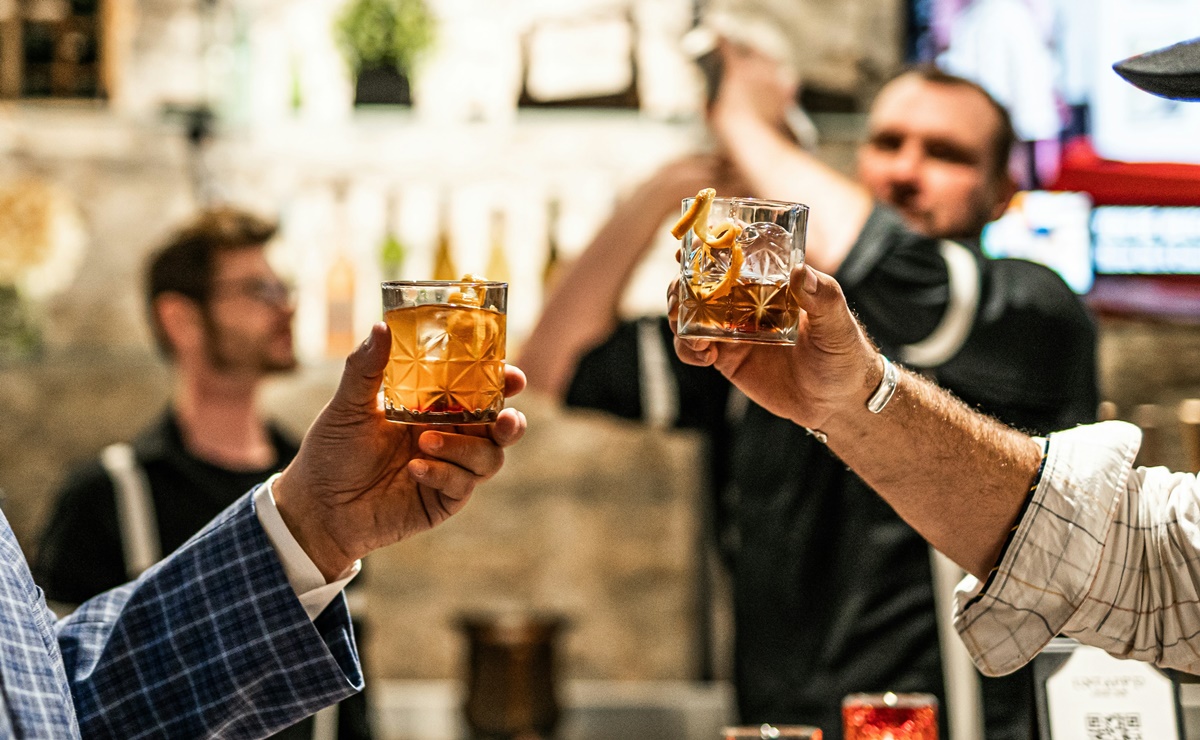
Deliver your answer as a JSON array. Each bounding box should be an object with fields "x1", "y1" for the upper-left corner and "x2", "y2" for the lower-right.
[{"x1": 952, "y1": 420, "x2": 1141, "y2": 676}]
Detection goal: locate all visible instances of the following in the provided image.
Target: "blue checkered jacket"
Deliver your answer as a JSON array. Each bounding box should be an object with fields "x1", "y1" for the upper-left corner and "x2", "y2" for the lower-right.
[{"x1": 0, "y1": 490, "x2": 361, "y2": 738}]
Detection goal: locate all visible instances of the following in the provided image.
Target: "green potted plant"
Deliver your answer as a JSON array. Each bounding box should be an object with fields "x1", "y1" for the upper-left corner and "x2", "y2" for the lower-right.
[{"x1": 334, "y1": 0, "x2": 435, "y2": 105}]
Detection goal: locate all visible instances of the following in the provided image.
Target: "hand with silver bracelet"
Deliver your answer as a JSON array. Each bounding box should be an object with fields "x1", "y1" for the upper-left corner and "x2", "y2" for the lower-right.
[
  {"x1": 669, "y1": 263, "x2": 1042, "y2": 579},
  {"x1": 668, "y1": 264, "x2": 891, "y2": 434}
]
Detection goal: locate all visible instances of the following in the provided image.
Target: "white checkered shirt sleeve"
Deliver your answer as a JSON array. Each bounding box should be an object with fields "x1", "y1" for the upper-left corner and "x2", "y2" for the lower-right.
[
  {"x1": 950, "y1": 417, "x2": 1137, "y2": 671},
  {"x1": 952, "y1": 420, "x2": 1143, "y2": 676}
]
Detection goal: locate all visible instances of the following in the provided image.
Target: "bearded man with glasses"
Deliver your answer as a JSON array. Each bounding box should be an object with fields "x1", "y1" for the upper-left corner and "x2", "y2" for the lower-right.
[{"x1": 33, "y1": 206, "x2": 373, "y2": 740}]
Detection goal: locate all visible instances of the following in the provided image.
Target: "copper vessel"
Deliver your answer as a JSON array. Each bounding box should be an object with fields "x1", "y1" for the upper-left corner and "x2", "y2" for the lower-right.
[{"x1": 459, "y1": 612, "x2": 567, "y2": 740}]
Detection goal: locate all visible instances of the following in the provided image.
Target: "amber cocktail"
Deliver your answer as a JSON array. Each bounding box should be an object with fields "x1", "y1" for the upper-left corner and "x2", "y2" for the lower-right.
[
  {"x1": 676, "y1": 192, "x2": 808, "y2": 344},
  {"x1": 382, "y1": 280, "x2": 507, "y2": 425}
]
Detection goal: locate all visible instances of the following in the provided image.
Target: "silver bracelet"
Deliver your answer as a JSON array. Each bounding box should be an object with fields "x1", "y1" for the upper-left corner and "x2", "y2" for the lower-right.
[
  {"x1": 867, "y1": 355, "x2": 899, "y2": 414},
  {"x1": 806, "y1": 355, "x2": 898, "y2": 443}
]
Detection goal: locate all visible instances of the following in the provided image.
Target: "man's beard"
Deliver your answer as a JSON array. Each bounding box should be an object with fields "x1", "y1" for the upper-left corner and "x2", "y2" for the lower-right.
[
  {"x1": 202, "y1": 317, "x2": 297, "y2": 376},
  {"x1": 894, "y1": 200, "x2": 990, "y2": 240},
  {"x1": 883, "y1": 185, "x2": 991, "y2": 240}
]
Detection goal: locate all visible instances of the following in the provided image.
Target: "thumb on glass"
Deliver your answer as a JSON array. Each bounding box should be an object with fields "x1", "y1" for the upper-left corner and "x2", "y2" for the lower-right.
[{"x1": 335, "y1": 322, "x2": 391, "y2": 410}]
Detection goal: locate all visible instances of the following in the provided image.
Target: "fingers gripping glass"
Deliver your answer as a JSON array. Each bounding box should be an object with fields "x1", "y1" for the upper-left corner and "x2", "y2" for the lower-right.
[{"x1": 676, "y1": 195, "x2": 808, "y2": 344}]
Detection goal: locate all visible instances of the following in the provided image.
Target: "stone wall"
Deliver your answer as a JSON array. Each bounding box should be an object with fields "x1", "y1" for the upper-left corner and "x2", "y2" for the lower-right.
[
  {"x1": 0, "y1": 113, "x2": 194, "y2": 536},
  {"x1": 1097, "y1": 316, "x2": 1200, "y2": 470},
  {"x1": 360, "y1": 397, "x2": 707, "y2": 681}
]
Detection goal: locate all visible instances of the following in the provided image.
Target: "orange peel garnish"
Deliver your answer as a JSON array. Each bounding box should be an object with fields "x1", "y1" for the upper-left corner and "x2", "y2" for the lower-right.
[
  {"x1": 693, "y1": 243, "x2": 744, "y2": 301},
  {"x1": 445, "y1": 274, "x2": 503, "y2": 339},
  {"x1": 671, "y1": 187, "x2": 715, "y2": 240},
  {"x1": 674, "y1": 189, "x2": 744, "y2": 301},
  {"x1": 707, "y1": 222, "x2": 741, "y2": 250},
  {"x1": 448, "y1": 274, "x2": 487, "y2": 307}
]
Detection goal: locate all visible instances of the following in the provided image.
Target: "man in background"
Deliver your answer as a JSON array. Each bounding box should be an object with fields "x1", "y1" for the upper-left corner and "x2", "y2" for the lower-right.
[
  {"x1": 34, "y1": 207, "x2": 371, "y2": 740},
  {"x1": 519, "y1": 31, "x2": 1096, "y2": 740},
  {"x1": 667, "y1": 34, "x2": 1200, "y2": 679}
]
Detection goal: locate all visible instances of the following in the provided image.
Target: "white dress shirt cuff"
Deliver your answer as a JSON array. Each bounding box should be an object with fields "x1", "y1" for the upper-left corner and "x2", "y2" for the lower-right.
[
  {"x1": 951, "y1": 420, "x2": 1140, "y2": 676},
  {"x1": 254, "y1": 474, "x2": 361, "y2": 621}
]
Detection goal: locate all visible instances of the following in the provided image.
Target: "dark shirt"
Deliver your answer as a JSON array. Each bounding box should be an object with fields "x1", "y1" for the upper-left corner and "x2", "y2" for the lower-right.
[
  {"x1": 34, "y1": 411, "x2": 299, "y2": 604},
  {"x1": 566, "y1": 206, "x2": 1098, "y2": 740},
  {"x1": 34, "y1": 410, "x2": 373, "y2": 740}
]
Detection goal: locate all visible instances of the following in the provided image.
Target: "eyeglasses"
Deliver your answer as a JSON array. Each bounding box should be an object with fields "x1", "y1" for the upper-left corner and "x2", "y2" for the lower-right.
[{"x1": 209, "y1": 278, "x2": 295, "y2": 307}]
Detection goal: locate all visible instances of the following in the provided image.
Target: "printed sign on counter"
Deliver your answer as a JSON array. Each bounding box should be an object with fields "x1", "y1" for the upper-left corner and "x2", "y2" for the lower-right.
[{"x1": 1045, "y1": 644, "x2": 1180, "y2": 740}]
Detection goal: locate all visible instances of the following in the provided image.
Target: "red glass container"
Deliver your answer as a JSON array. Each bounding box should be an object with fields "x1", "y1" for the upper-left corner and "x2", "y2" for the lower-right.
[{"x1": 842, "y1": 692, "x2": 937, "y2": 740}]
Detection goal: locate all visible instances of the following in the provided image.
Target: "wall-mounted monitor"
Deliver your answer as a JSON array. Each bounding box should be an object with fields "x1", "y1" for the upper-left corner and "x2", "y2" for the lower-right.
[
  {"x1": 908, "y1": 0, "x2": 1200, "y2": 164},
  {"x1": 1093, "y1": 206, "x2": 1200, "y2": 275},
  {"x1": 982, "y1": 191, "x2": 1094, "y2": 293}
]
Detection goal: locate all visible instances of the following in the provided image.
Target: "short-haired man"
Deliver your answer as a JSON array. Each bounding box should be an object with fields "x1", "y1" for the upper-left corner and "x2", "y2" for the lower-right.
[
  {"x1": 667, "y1": 36, "x2": 1200, "y2": 679},
  {"x1": 520, "y1": 45, "x2": 1096, "y2": 739},
  {"x1": 856, "y1": 67, "x2": 1018, "y2": 241},
  {"x1": 34, "y1": 207, "x2": 371, "y2": 740}
]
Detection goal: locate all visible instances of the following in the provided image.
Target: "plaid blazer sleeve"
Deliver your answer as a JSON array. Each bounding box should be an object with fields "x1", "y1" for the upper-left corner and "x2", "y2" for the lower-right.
[{"x1": 55, "y1": 488, "x2": 363, "y2": 739}]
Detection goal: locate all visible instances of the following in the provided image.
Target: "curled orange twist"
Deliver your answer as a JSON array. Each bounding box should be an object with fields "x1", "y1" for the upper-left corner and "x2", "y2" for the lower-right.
[{"x1": 673, "y1": 189, "x2": 743, "y2": 301}]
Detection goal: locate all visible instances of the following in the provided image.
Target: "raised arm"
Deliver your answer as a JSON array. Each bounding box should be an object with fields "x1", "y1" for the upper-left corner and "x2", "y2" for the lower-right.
[
  {"x1": 60, "y1": 325, "x2": 529, "y2": 737},
  {"x1": 708, "y1": 40, "x2": 874, "y2": 274},
  {"x1": 822, "y1": 362, "x2": 1044, "y2": 580},
  {"x1": 275, "y1": 323, "x2": 527, "y2": 581},
  {"x1": 518, "y1": 154, "x2": 740, "y2": 400},
  {"x1": 671, "y1": 265, "x2": 1042, "y2": 578}
]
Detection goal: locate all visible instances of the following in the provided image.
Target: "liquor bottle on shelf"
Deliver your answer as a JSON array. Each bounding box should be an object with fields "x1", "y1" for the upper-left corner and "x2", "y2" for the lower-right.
[
  {"x1": 289, "y1": 54, "x2": 304, "y2": 115},
  {"x1": 485, "y1": 208, "x2": 510, "y2": 283},
  {"x1": 379, "y1": 190, "x2": 406, "y2": 281},
  {"x1": 432, "y1": 196, "x2": 459, "y2": 281},
  {"x1": 325, "y1": 250, "x2": 356, "y2": 357},
  {"x1": 326, "y1": 183, "x2": 357, "y2": 357},
  {"x1": 542, "y1": 196, "x2": 562, "y2": 289}
]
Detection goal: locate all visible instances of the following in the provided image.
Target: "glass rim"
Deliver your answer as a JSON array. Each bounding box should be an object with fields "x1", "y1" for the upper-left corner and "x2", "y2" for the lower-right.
[
  {"x1": 682, "y1": 196, "x2": 809, "y2": 213},
  {"x1": 381, "y1": 280, "x2": 508, "y2": 289},
  {"x1": 721, "y1": 725, "x2": 822, "y2": 732},
  {"x1": 842, "y1": 692, "x2": 938, "y2": 708}
]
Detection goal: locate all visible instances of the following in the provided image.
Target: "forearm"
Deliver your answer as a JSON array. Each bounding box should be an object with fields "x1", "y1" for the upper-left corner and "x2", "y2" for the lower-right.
[
  {"x1": 714, "y1": 111, "x2": 873, "y2": 274},
  {"x1": 705, "y1": 266, "x2": 1042, "y2": 576},
  {"x1": 822, "y1": 365, "x2": 1044, "y2": 579},
  {"x1": 949, "y1": 421, "x2": 1139, "y2": 676},
  {"x1": 520, "y1": 182, "x2": 679, "y2": 399}
]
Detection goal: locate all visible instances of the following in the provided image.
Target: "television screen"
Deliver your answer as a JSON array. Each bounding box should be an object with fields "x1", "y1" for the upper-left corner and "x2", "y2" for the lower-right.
[
  {"x1": 912, "y1": 1, "x2": 1200, "y2": 317},
  {"x1": 1092, "y1": 206, "x2": 1200, "y2": 275},
  {"x1": 908, "y1": 0, "x2": 1200, "y2": 164},
  {"x1": 982, "y1": 191, "x2": 1095, "y2": 293}
]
